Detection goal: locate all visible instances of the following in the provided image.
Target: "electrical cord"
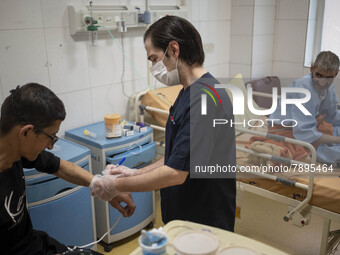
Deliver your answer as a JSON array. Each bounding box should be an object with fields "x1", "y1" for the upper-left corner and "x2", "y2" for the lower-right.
[
  {"x1": 99, "y1": 25, "x2": 172, "y2": 107},
  {"x1": 67, "y1": 214, "x2": 123, "y2": 251},
  {"x1": 120, "y1": 32, "x2": 134, "y2": 100}
]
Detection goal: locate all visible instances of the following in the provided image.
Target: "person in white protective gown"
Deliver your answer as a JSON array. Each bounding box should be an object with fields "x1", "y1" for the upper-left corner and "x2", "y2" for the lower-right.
[{"x1": 269, "y1": 51, "x2": 340, "y2": 164}]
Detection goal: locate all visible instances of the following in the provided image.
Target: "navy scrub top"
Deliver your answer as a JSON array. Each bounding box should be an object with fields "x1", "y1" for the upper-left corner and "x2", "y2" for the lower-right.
[{"x1": 161, "y1": 72, "x2": 236, "y2": 231}]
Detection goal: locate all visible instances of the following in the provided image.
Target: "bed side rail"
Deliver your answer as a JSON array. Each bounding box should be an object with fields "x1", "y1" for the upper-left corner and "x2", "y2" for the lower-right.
[{"x1": 235, "y1": 126, "x2": 316, "y2": 223}]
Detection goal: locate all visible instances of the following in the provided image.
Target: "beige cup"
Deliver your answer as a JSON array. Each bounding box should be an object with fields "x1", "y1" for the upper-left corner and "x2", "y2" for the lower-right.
[{"x1": 104, "y1": 114, "x2": 122, "y2": 138}]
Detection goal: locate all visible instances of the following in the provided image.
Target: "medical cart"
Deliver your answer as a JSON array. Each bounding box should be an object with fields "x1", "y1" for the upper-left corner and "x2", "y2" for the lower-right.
[
  {"x1": 65, "y1": 121, "x2": 156, "y2": 251},
  {"x1": 24, "y1": 138, "x2": 97, "y2": 248}
]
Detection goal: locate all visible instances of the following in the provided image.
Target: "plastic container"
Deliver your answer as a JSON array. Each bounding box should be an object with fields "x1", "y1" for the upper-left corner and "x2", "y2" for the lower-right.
[
  {"x1": 104, "y1": 114, "x2": 122, "y2": 138},
  {"x1": 139, "y1": 231, "x2": 168, "y2": 255},
  {"x1": 173, "y1": 230, "x2": 219, "y2": 255}
]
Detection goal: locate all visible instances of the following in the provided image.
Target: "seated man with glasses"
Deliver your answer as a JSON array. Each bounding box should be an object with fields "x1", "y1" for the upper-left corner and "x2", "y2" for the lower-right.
[
  {"x1": 268, "y1": 51, "x2": 340, "y2": 164},
  {"x1": 0, "y1": 83, "x2": 135, "y2": 255},
  {"x1": 35, "y1": 126, "x2": 59, "y2": 146}
]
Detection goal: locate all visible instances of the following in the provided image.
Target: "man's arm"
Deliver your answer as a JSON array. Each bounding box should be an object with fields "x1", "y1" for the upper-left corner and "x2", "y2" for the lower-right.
[
  {"x1": 105, "y1": 157, "x2": 165, "y2": 177},
  {"x1": 312, "y1": 134, "x2": 340, "y2": 148},
  {"x1": 134, "y1": 157, "x2": 164, "y2": 175},
  {"x1": 54, "y1": 159, "x2": 93, "y2": 186},
  {"x1": 115, "y1": 165, "x2": 188, "y2": 192},
  {"x1": 55, "y1": 159, "x2": 136, "y2": 217},
  {"x1": 90, "y1": 164, "x2": 188, "y2": 201}
]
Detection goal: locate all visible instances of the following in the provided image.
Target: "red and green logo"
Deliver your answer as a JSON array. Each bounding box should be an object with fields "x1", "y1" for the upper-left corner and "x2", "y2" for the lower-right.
[
  {"x1": 200, "y1": 82, "x2": 223, "y2": 115},
  {"x1": 200, "y1": 82, "x2": 223, "y2": 107}
]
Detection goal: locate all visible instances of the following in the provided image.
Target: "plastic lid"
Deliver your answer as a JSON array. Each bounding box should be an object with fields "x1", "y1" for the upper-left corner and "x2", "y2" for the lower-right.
[
  {"x1": 173, "y1": 230, "x2": 219, "y2": 255},
  {"x1": 104, "y1": 113, "x2": 121, "y2": 120},
  {"x1": 218, "y1": 246, "x2": 260, "y2": 255}
]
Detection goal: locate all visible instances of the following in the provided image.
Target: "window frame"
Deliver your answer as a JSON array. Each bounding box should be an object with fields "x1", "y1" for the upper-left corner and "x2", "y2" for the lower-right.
[{"x1": 304, "y1": 0, "x2": 325, "y2": 68}]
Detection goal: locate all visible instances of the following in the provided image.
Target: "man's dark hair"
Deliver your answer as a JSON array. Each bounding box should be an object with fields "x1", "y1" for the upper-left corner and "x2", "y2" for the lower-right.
[
  {"x1": 0, "y1": 83, "x2": 66, "y2": 135},
  {"x1": 144, "y1": 15, "x2": 205, "y2": 66}
]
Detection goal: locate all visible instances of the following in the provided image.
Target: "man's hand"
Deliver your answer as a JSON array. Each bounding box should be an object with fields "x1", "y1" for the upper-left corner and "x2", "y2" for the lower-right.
[
  {"x1": 89, "y1": 174, "x2": 120, "y2": 201},
  {"x1": 103, "y1": 165, "x2": 137, "y2": 177},
  {"x1": 109, "y1": 193, "x2": 136, "y2": 217}
]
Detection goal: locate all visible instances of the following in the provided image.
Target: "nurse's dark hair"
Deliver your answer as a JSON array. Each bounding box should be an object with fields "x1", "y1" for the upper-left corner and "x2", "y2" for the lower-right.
[
  {"x1": 314, "y1": 51, "x2": 339, "y2": 73},
  {"x1": 0, "y1": 83, "x2": 66, "y2": 135},
  {"x1": 144, "y1": 16, "x2": 205, "y2": 66}
]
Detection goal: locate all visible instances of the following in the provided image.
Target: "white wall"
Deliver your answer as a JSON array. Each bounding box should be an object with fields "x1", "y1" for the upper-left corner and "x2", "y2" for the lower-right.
[
  {"x1": 229, "y1": 0, "x2": 276, "y2": 80},
  {"x1": 230, "y1": 0, "x2": 254, "y2": 79},
  {"x1": 229, "y1": 0, "x2": 314, "y2": 83},
  {"x1": 0, "y1": 0, "x2": 231, "y2": 135},
  {"x1": 252, "y1": 0, "x2": 276, "y2": 79},
  {"x1": 191, "y1": 0, "x2": 231, "y2": 79},
  {"x1": 272, "y1": 0, "x2": 310, "y2": 85}
]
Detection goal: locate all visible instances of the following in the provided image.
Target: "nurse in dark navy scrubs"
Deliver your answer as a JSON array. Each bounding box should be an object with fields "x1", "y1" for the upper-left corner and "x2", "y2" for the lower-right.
[{"x1": 90, "y1": 15, "x2": 236, "y2": 231}]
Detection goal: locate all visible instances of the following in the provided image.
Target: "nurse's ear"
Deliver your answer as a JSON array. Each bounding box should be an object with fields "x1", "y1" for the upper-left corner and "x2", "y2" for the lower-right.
[
  {"x1": 310, "y1": 64, "x2": 314, "y2": 73},
  {"x1": 168, "y1": 40, "x2": 180, "y2": 58}
]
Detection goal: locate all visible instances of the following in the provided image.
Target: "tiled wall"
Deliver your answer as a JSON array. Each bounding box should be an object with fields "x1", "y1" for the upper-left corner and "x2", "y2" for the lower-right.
[
  {"x1": 190, "y1": 0, "x2": 231, "y2": 79},
  {"x1": 229, "y1": 0, "x2": 276, "y2": 80},
  {"x1": 272, "y1": 0, "x2": 310, "y2": 85},
  {"x1": 230, "y1": 0, "x2": 254, "y2": 79},
  {"x1": 3, "y1": 0, "x2": 334, "y2": 133},
  {"x1": 0, "y1": 0, "x2": 231, "y2": 135},
  {"x1": 252, "y1": 0, "x2": 276, "y2": 79},
  {"x1": 229, "y1": 0, "x2": 314, "y2": 83}
]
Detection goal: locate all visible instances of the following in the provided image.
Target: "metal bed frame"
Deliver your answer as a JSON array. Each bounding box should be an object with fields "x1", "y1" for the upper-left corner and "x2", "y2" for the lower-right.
[{"x1": 133, "y1": 89, "x2": 340, "y2": 255}]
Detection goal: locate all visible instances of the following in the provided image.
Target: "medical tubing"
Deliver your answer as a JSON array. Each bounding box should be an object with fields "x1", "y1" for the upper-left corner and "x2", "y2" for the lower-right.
[
  {"x1": 120, "y1": 32, "x2": 134, "y2": 99},
  {"x1": 68, "y1": 214, "x2": 123, "y2": 250},
  {"x1": 99, "y1": 25, "x2": 172, "y2": 107}
]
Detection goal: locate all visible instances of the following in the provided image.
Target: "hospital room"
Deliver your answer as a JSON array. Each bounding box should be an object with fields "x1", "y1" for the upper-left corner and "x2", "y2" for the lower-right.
[{"x1": 1, "y1": 0, "x2": 340, "y2": 254}]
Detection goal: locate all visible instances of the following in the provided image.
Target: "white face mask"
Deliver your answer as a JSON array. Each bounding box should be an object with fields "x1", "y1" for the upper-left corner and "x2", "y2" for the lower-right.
[{"x1": 149, "y1": 48, "x2": 180, "y2": 86}]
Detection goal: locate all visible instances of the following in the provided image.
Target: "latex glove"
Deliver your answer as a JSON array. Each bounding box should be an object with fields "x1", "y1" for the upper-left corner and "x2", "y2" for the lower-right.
[
  {"x1": 89, "y1": 174, "x2": 120, "y2": 201},
  {"x1": 103, "y1": 164, "x2": 137, "y2": 177},
  {"x1": 109, "y1": 192, "x2": 136, "y2": 217}
]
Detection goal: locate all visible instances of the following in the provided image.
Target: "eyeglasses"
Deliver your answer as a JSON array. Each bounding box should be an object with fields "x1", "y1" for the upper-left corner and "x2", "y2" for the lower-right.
[
  {"x1": 36, "y1": 127, "x2": 59, "y2": 146},
  {"x1": 315, "y1": 72, "x2": 336, "y2": 79}
]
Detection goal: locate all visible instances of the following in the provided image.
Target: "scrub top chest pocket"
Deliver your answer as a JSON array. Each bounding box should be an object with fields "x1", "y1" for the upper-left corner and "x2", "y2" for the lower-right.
[{"x1": 167, "y1": 106, "x2": 182, "y2": 147}]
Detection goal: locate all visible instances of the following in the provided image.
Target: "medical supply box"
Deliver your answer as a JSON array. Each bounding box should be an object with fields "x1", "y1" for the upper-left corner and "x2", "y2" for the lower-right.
[
  {"x1": 24, "y1": 138, "x2": 96, "y2": 248},
  {"x1": 65, "y1": 121, "x2": 156, "y2": 251}
]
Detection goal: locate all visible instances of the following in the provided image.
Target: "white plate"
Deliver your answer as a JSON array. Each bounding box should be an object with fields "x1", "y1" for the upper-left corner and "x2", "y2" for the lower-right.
[{"x1": 173, "y1": 230, "x2": 220, "y2": 255}]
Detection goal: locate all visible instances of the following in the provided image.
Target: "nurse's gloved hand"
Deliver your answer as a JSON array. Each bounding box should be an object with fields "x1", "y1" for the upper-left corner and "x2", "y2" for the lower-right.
[
  {"x1": 103, "y1": 165, "x2": 137, "y2": 177},
  {"x1": 89, "y1": 174, "x2": 120, "y2": 201}
]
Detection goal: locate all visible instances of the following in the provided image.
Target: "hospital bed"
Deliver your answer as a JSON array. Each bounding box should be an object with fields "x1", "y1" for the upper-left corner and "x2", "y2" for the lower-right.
[{"x1": 132, "y1": 77, "x2": 340, "y2": 255}]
